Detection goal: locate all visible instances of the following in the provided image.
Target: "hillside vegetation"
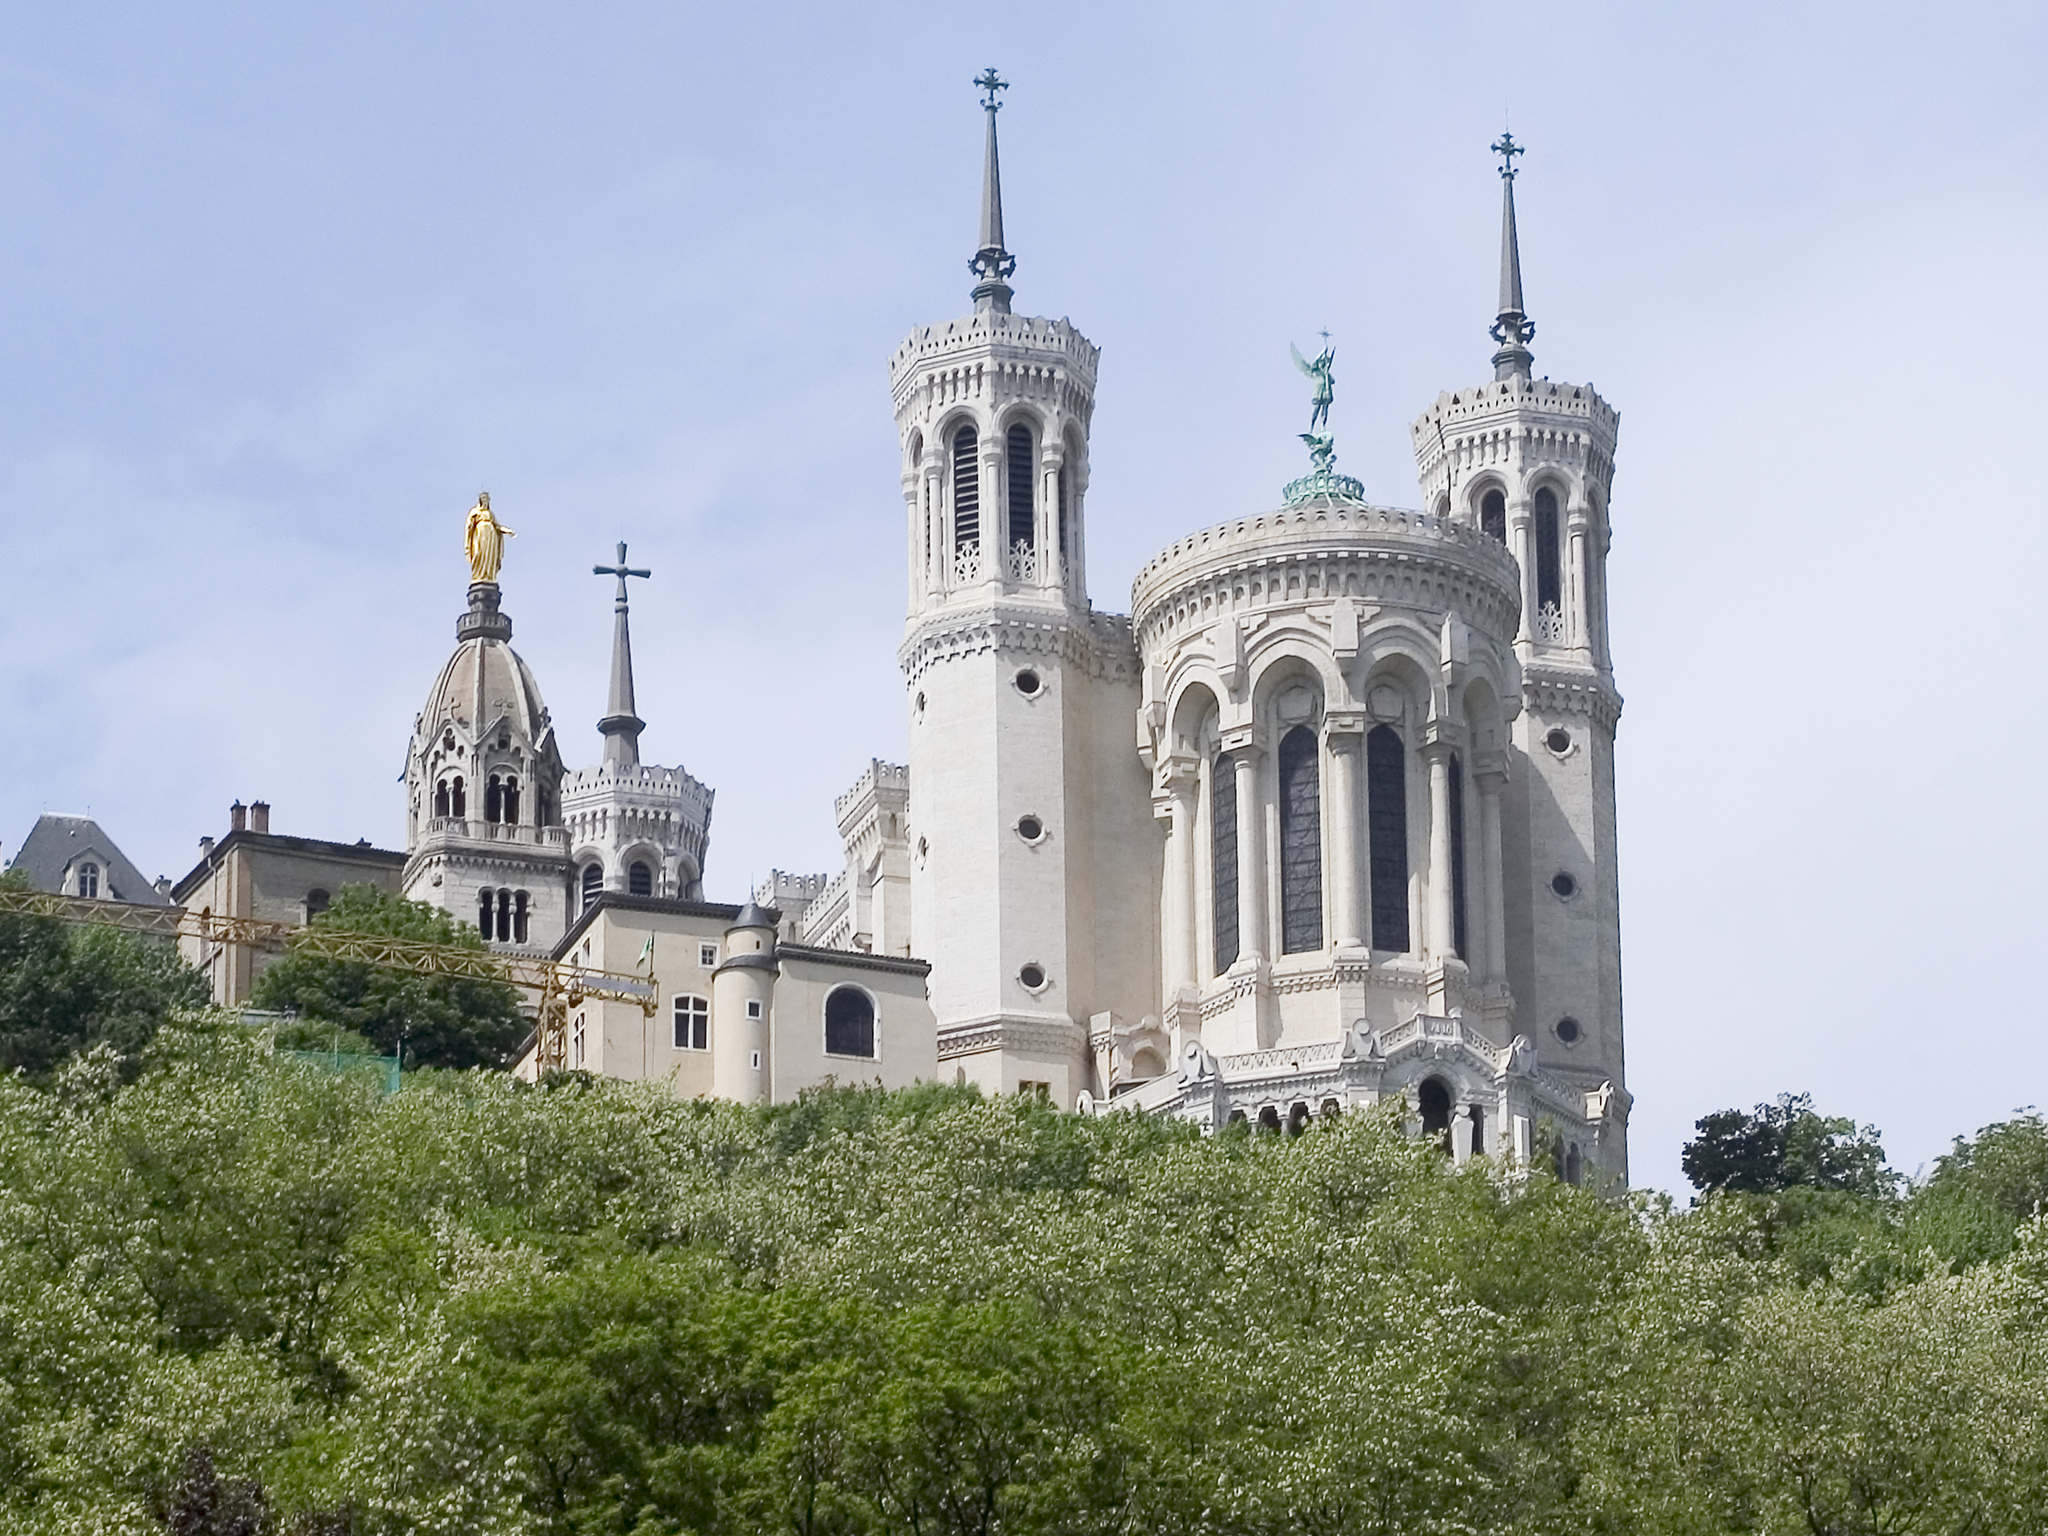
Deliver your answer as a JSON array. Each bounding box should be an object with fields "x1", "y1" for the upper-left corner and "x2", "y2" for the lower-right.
[{"x1": 2, "y1": 1017, "x2": 2045, "y2": 1535}]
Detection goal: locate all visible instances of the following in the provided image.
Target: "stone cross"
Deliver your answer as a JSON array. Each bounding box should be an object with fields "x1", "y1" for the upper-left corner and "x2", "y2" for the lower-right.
[{"x1": 593, "y1": 542, "x2": 651, "y2": 606}]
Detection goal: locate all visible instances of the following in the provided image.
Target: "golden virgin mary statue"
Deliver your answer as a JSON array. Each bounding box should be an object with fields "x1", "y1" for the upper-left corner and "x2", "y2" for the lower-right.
[{"x1": 463, "y1": 492, "x2": 515, "y2": 583}]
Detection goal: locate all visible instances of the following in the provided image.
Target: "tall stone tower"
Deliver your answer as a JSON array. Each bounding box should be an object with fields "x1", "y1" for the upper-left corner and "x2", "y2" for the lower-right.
[
  {"x1": 892, "y1": 72, "x2": 1158, "y2": 1101},
  {"x1": 1409, "y1": 135, "x2": 1626, "y2": 1144}
]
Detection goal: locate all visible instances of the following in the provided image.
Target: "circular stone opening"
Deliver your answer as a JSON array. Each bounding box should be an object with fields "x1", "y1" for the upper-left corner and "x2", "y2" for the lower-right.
[
  {"x1": 1018, "y1": 963, "x2": 1047, "y2": 991},
  {"x1": 1016, "y1": 815, "x2": 1044, "y2": 843},
  {"x1": 1555, "y1": 1016, "x2": 1582, "y2": 1044},
  {"x1": 1014, "y1": 668, "x2": 1042, "y2": 697},
  {"x1": 1545, "y1": 726, "x2": 1572, "y2": 754},
  {"x1": 1551, "y1": 871, "x2": 1578, "y2": 899}
]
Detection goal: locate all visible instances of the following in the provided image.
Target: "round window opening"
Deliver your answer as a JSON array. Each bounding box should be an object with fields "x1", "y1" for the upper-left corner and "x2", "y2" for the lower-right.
[
  {"x1": 1014, "y1": 668, "x2": 1042, "y2": 697},
  {"x1": 1018, "y1": 963, "x2": 1047, "y2": 991},
  {"x1": 1555, "y1": 1016, "x2": 1582, "y2": 1044},
  {"x1": 1545, "y1": 727, "x2": 1572, "y2": 754},
  {"x1": 1551, "y1": 871, "x2": 1579, "y2": 899},
  {"x1": 1016, "y1": 815, "x2": 1044, "y2": 843}
]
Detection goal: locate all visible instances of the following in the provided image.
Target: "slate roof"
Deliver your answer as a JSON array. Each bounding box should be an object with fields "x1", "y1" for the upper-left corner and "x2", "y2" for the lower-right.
[{"x1": 5, "y1": 814, "x2": 172, "y2": 906}]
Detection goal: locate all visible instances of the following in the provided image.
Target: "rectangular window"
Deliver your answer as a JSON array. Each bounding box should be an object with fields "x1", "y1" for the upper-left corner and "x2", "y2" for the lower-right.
[
  {"x1": 745, "y1": 999, "x2": 763, "y2": 1020},
  {"x1": 672, "y1": 995, "x2": 709, "y2": 1051},
  {"x1": 699, "y1": 942, "x2": 718, "y2": 968},
  {"x1": 571, "y1": 1016, "x2": 586, "y2": 1069}
]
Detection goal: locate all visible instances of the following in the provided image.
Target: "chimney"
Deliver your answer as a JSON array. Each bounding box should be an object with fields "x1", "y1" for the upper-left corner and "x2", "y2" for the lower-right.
[
  {"x1": 199, "y1": 835, "x2": 215, "y2": 858},
  {"x1": 154, "y1": 876, "x2": 172, "y2": 897},
  {"x1": 251, "y1": 801, "x2": 271, "y2": 834},
  {"x1": 228, "y1": 801, "x2": 246, "y2": 834}
]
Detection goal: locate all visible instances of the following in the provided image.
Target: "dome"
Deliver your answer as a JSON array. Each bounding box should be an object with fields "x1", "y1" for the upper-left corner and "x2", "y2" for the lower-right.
[{"x1": 412, "y1": 584, "x2": 554, "y2": 753}]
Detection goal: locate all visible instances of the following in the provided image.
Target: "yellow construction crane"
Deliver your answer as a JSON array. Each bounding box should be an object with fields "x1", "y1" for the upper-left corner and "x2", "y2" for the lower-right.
[{"x1": 0, "y1": 885, "x2": 657, "y2": 1075}]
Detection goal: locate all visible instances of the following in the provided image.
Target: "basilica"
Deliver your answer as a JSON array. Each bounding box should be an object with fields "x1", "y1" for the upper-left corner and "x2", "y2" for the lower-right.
[{"x1": 136, "y1": 79, "x2": 1632, "y2": 1179}]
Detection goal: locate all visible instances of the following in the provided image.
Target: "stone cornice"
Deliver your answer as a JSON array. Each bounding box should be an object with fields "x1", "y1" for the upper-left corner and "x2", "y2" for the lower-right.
[
  {"x1": 1521, "y1": 665, "x2": 1625, "y2": 732},
  {"x1": 937, "y1": 1015, "x2": 1087, "y2": 1062},
  {"x1": 899, "y1": 604, "x2": 1140, "y2": 687}
]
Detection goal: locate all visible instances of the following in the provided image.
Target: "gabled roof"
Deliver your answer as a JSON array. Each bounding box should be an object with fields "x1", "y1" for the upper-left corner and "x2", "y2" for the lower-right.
[{"x1": 5, "y1": 814, "x2": 171, "y2": 906}]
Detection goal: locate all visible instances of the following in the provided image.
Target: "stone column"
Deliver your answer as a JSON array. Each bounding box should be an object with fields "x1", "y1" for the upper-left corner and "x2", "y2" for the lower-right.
[
  {"x1": 903, "y1": 468, "x2": 924, "y2": 606},
  {"x1": 1422, "y1": 738, "x2": 1457, "y2": 963},
  {"x1": 1567, "y1": 501, "x2": 1590, "y2": 652},
  {"x1": 1158, "y1": 759, "x2": 1200, "y2": 996},
  {"x1": 1323, "y1": 717, "x2": 1366, "y2": 949},
  {"x1": 1223, "y1": 729, "x2": 1267, "y2": 965},
  {"x1": 1509, "y1": 495, "x2": 1535, "y2": 645},
  {"x1": 923, "y1": 457, "x2": 945, "y2": 595},
  {"x1": 982, "y1": 441, "x2": 1006, "y2": 583},
  {"x1": 1039, "y1": 443, "x2": 1065, "y2": 595},
  {"x1": 1474, "y1": 761, "x2": 1508, "y2": 984}
]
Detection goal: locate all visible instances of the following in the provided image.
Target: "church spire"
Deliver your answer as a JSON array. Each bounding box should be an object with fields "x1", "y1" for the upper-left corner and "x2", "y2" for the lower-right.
[
  {"x1": 592, "y1": 541, "x2": 651, "y2": 770},
  {"x1": 1489, "y1": 131, "x2": 1536, "y2": 382},
  {"x1": 969, "y1": 68, "x2": 1016, "y2": 315}
]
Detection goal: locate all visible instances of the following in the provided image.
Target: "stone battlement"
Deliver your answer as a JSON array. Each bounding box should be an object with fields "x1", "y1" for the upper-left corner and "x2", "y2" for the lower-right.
[{"x1": 889, "y1": 311, "x2": 1099, "y2": 395}]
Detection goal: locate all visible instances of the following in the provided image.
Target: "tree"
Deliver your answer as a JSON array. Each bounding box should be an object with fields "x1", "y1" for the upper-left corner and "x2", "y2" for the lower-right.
[
  {"x1": 249, "y1": 885, "x2": 526, "y2": 1070},
  {"x1": 1909, "y1": 1111, "x2": 2048, "y2": 1264},
  {"x1": 1682, "y1": 1091, "x2": 1895, "y2": 1198},
  {"x1": 0, "y1": 870, "x2": 210, "y2": 1082}
]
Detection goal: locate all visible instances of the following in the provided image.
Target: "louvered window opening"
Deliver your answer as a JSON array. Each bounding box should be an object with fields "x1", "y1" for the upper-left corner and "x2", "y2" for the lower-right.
[
  {"x1": 1449, "y1": 752, "x2": 1469, "y2": 959},
  {"x1": 1367, "y1": 725, "x2": 1410, "y2": 952},
  {"x1": 1211, "y1": 755, "x2": 1239, "y2": 973},
  {"x1": 952, "y1": 426, "x2": 979, "y2": 550},
  {"x1": 1006, "y1": 425, "x2": 1035, "y2": 552},
  {"x1": 1481, "y1": 488, "x2": 1506, "y2": 543},
  {"x1": 1277, "y1": 726, "x2": 1323, "y2": 954},
  {"x1": 1534, "y1": 487, "x2": 1562, "y2": 612}
]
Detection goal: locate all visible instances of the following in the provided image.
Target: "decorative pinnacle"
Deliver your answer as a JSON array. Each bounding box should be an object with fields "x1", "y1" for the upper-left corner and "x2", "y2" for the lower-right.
[
  {"x1": 969, "y1": 68, "x2": 1016, "y2": 314},
  {"x1": 592, "y1": 540, "x2": 651, "y2": 770},
  {"x1": 1488, "y1": 131, "x2": 1536, "y2": 381}
]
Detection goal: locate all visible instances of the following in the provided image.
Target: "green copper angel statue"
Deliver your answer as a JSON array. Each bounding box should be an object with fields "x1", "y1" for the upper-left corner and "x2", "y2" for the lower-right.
[{"x1": 1290, "y1": 337, "x2": 1335, "y2": 436}]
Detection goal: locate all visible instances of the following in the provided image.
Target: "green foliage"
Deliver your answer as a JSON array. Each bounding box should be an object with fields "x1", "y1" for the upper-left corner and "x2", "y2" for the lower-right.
[
  {"x1": 1682, "y1": 1091, "x2": 1895, "y2": 1199},
  {"x1": 3, "y1": 1043, "x2": 2047, "y2": 1533},
  {"x1": 0, "y1": 870, "x2": 210, "y2": 1083},
  {"x1": 1909, "y1": 1111, "x2": 2048, "y2": 1264},
  {"x1": 248, "y1": 886, "x2": 525, "y2": 1070}
]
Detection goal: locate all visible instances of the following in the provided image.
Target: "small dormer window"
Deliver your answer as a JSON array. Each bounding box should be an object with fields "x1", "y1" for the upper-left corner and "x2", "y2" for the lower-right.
[{"x1": 76, "y1": 862, "x2": 99, "y2": 899}]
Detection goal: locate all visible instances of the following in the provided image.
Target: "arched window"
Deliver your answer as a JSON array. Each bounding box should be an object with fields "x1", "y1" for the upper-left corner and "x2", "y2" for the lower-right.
[
  {"x1": 580, "y1": 863, "x2": 602, "y2": 911},
  {"x1": 434, "y1": 779, "x2": 450, "y2": 818},
  {"x1": 951, "y1": 425, "x2": 979, "y2": 551},
  {"x1": 628, "y1": 861, "x2": 653, "y2": 897},
  {"x1": 513, "y1": 890, "x2": 529, "y2": 944},
  {"x1": 1468, "y1": 1105, "x2": 1486, "y2": 1157},
  {"x1": 503, "y1": 777, "x2": 520, "y2": 825},
  {"x1": 824, "y1": 986, "x2": 876, "y2": 1058},
  {"x1": 484, "y1": 776, "x2": 502, "y2": 824},
  {"x1": 1448, "y1": 752, "x2": 1468, "y2": 960},
  {"x1": 477, "y1": 888, "x2": 494, "y2": 938},
  {"x1": 1005, "y1": 423, "x2": 1035, "y2": 554},
  {"x1": 1277, "y1": 725, "x2": 1323, "y2": 954},
  {"x1": 1534, "y1": 486, "x2": 1562, "y2": 613},
  {"x1": 1481, "y1": 488, "x2": 1506, "y2": 543},
  {"x1": 1367, "y1": 725, "x2": 1410, "y2": 952},
  {"x1": 306, "y1": 889, "x2": 330, "y2": 920},
  {"x1": 496, "y1": 889, "x2": 512, "y2": 943},
  {"x1": 1211, "y1": 752, "x2": 1239, "y2": 974},
  {"x1": 450, "y1": 777, "x2": 466, "y2": 818},
  {"x1": 1418, "y1": 1076, "x2": 1453, "y2": 1152},
  {"x1": 76, "y1": 862, "x2": 99, "y2": 899}
]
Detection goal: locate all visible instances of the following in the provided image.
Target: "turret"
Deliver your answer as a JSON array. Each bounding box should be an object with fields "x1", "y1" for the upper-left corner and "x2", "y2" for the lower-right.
[{"x1": 711, "y1": 902, "x2": 778, "y2": 1101}]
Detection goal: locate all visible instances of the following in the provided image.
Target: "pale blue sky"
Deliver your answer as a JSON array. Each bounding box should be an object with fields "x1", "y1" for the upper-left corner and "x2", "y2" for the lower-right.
[{"x1": 3, "y1": 2, "x2": 2044, "y2": 1193}]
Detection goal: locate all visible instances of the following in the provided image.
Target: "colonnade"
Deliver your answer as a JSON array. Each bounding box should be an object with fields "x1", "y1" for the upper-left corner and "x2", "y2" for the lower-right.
[{"x1": 1157, "y1": 721, "x2": 1508, "y2": 999}]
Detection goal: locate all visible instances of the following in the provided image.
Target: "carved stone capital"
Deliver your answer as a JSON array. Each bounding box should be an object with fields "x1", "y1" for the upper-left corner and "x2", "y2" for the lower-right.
[
  {"x1": 1218, "y1": 723, "x2": 1267, "y2": 761},
  {"x1": 1321, "y1": 711, "x2": 1367, "y2": 748}
]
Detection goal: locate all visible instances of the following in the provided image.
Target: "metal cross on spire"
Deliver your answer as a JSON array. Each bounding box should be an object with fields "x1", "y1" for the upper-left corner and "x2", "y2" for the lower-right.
[
  {"x1": 1492, "y1": 129, "x2": 1524, "y2": 180},
  {"x1": 592, "y1": 542, "x2": 651, "y2": 769},
  {"x1": 975, "y1": 67, "x2": 1007, "y2": 111},
  {"x1": 969, "y1": 68, "x2": 1016, "y2": 312},
  {"x1": 593, "y1": 541, "x2": 651, "y2": 605}
]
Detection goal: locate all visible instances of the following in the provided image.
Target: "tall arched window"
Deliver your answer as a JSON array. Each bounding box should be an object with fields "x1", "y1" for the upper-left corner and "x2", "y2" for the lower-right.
[
  {"x1": 450, "y1": 777, "x2": 466, "y2": 818},
  {"x1": 513, "y1": 890, "x2": 529, "y2": 944},
  {"x1": 1211, "y1": 753, "x2": 1239, "y2": 974},
  {"x1": 1418, "y1": 1076, "x2": 1453, "y2": 1153},
  {"x1": 1277, "y1": 726, "x2": 1323, "y2": 954},
  {"x1": 628, "y1": 860, "x2": 653, "y2": 897},
  {"x1": 1534, "y1": 486, "x2": 1562, "y2": 613},
  {"x1": 434, "y1": 779, "x2": 450, "y2": 818},
  {"x1": 951, "y1": 425, "x2": 979, "y2": 551},
  {"x1": 1367, "y1": 725, "x2": 1410, "y2": 952},
  {"x1": 1005, "y1": 423, "x2": 1035, "y2": 554},
  {"x1": 1448, "y1": 751, "x2": 1469, "y2": 960},
  {"x1": 1481, "y1": 488, "x2": 1506, "y2": 543},
  {"x1": 478, "y1": 888, "x2": 494, "y2": 938},
  {"x1": 824, "y1": 985, "x2": 876, "y2": 1058},
  {"x1": 580, "y1": 863, "x2": 602, "y2": 912},
  {"x1": 496, "y1": 889, "x2": 512, "y2": 943},
  {"x1": 503, "y1": 778, "x2": 520, "y2": 825},
  {"x1": 484, "y1": 776, "x2": 502, "y2": 824}
]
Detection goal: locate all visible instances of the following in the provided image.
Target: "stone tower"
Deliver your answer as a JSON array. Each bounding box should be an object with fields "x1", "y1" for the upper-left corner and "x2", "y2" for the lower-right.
[
  {"x1": 1409, "y1": 136, "x2": 1627, "y2": 1163},
  {"x1": 892, "y1": 72, "x2": 1158, "y2": 1101},
  {"x1": 404, "y1": 552, "x2": 575, "y2": 951},
  {"x1": 560, "y1": 543, "x2": 714, "y2": 912}
]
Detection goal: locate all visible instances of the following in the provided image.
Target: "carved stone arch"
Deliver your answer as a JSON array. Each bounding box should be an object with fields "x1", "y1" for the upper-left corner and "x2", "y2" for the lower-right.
[
  {"x1": 1460, "y1": 675, "x2": 1507, "y2": 762},
  {"x1": 1463, "y1": 469, "x2": 1510, "y2": 517},
  {"x1": 1166, "y1": 674, "x2": 1226, "y2": 759},
  {"x1": 1244, "y1": 630, "x2": 1343, "y2": 715},
  {"x1": 1523, "y1": 464, "x2": 1580, "y2": 510},
  {"x1": 1353, "y1": 622, "x2": 1447, "y2": 721},
  {"x1": 991, "y1": 400, "x2": 1049, "y2": 439}
]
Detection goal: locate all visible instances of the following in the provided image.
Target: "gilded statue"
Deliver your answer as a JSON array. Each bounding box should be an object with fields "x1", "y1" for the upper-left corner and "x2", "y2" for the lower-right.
[{"x1": 464, "y1": 492, "x2": 515, "y2": 583}]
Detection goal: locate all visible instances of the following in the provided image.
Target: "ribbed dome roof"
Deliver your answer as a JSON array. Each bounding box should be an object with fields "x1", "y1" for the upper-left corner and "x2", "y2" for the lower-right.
[{"x1": 413, "y1": 583, "x2": 555, "y2": 750}]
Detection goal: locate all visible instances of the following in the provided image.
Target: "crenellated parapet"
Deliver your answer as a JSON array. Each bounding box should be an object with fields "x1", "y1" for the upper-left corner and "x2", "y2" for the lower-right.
[{"x1": 1409, "y1": 377, "x2": 1619, "y2": 521}]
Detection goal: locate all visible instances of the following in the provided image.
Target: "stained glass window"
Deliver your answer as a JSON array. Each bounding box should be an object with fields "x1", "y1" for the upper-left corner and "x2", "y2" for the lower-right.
[
  {"x1": 1367, "y1": 725, "x2": 1410, "y2": 952},
  {"x1": 1277, "y1": 726, "x2": 1323, "y2": 954},
  {"x1": 1212, "y1": 754, "x2": 1239, "y2": 973}
]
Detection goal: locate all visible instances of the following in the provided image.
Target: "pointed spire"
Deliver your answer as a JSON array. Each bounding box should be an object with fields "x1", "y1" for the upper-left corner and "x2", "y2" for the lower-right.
[
  {"x1": 592, "y1": 542, "x2": 651, "y2": 770},
  {"x1": 1488, "y1": 131, "x2": 1536, "y2": 381},
  {"x1": 969, "y1": 68, "x2": 1016, "y2": 314}
]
